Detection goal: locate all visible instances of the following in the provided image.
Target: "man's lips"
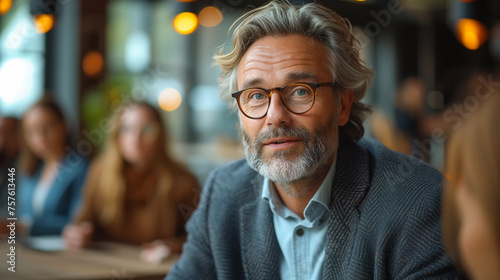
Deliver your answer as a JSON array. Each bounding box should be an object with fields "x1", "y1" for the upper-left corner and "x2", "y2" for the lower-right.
[{"x1": 263, "y1": 137, "x2": 300, "y2": 148}]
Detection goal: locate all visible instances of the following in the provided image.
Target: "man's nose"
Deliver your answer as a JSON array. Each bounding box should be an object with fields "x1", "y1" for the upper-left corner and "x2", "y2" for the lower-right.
[{"x1": 265, "y1": 91, "x2": 291, "y2": 127}]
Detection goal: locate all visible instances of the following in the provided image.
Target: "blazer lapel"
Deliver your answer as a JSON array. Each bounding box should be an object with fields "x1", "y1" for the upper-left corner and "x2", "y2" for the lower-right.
[
  {"x1": 323, "y1": 139, "x2": 372, "y2": 278},
  {"x1": 240, "y1": 174, "x2": 281, "y2": 280}
]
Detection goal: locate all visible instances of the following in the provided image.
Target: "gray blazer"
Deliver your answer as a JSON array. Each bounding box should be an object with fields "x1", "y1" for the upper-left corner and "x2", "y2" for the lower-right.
[{"x1": 167, "y1": 138, "x2": 463, "y2": 279}]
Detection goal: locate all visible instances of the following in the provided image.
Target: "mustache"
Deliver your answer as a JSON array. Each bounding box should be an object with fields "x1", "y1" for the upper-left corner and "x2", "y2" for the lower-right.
[{"x1": 253, "y1": 126, "x2": 311, "y2": 146}]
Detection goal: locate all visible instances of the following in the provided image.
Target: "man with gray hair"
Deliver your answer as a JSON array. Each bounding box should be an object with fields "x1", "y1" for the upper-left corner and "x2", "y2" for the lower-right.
[{"x1": 167, "y1": 1, "x2": 461, "y2": 279}]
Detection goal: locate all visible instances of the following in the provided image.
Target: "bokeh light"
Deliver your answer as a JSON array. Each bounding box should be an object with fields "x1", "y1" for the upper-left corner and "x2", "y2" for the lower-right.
[
  {"x1": 0, "y1": 0, "x2": 13, "y2": 15},
  {"x1": 82, "y1": 51, "x2": 104, "y2": 76},
  {"x1": 174, "y1": 12, "x2": 198, "y2": 35},
  {"x1": 34, "y1": 14, "x2": 55, "y2": 33},
  {"x1": 456, "y1": 19, "x2": 488, "y2": 50},
  {"x1": 158, "y1": 88, "x2": 182, "y2": 111},
  {"x1": 199, "y1": 6, "x2": 223, "y2": 27},
  {"x1": 0, "y1": 58, "x2": 36, "y2": 105}
]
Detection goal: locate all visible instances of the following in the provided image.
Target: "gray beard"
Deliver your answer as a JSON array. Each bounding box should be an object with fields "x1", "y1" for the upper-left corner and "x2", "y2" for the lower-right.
[{"x1": 241, "y1": 118, "x2": 338, "y2": 197}]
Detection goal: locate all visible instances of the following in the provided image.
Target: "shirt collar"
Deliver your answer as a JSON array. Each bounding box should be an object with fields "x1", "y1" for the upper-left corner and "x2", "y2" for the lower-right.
[{"x1": 261, "y1": 157, "x2": 337, "y2": 222}]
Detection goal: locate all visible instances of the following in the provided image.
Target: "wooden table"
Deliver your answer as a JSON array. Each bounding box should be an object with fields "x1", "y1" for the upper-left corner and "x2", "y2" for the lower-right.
[{"x1": 0, "y1": 241, "x2": 179, "y2": 280}]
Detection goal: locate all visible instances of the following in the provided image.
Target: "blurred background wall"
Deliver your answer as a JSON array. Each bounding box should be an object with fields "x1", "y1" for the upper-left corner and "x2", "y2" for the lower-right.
[{"x1": 1, "y1": 0, "x2": 499, "y2": 183}]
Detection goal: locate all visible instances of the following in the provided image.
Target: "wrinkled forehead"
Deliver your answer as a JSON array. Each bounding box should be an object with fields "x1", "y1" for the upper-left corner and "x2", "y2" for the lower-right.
[{"x1": 237, "y1": 35, "x2": 332, "y2": 89}]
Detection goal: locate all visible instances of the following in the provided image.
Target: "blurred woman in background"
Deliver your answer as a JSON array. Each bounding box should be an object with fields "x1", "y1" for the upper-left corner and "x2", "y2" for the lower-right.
[
  {"x1": 19, "y1": 97, "x2": 89, "y2": 236},
  {"x1": 442, "y1": 91, "x2": 500, "y2": 280},
  {"x1": 63, "y1": 100, "x2": 198, "y2": 263}
]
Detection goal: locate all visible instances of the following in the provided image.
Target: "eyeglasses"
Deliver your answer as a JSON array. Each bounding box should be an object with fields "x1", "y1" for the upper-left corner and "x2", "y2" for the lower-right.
[{"x1": 231, "y1": 81, "x2": 337, "y2": 119}]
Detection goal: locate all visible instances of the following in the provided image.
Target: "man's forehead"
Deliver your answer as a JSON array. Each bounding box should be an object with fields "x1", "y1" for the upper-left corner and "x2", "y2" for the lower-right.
[
  {"x1": 241, "y1": 71, "x2": 320, "y2": 89},
  {"x1": 237, "y1": 35, "x2": 331, "y2": 88},
  {"x1": 241, "y1": 36, "x2": 325, "y2": 60}
]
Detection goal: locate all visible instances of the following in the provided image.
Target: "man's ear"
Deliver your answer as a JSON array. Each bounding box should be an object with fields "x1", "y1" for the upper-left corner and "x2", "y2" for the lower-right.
[{"x1": 338, "y1": 90, "x2": 354, "y2": 126}]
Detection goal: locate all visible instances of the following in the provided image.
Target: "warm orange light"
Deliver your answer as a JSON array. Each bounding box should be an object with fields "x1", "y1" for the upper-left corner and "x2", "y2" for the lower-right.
[
  {"x1": 158, "y1": 88, "x2": 182, "y2": 111},
  {"x1": 82, "y1": 51, "x2": 104, "y2": 76},
  {"x1": 34, "y1": 14, "x2": 55, "y2": 33},
  {"x1": 199, "y1": 6, "x2": 223, "y2": 27},
  {"x1": 173, "y1": 12, "x2": 198, "y2": 35},
  {"x1": 456, "y1": 19, "x2": 489, "y2": 50},
  {"x1": 0, "y1": 0, "x2": 12, "y2": 15}
]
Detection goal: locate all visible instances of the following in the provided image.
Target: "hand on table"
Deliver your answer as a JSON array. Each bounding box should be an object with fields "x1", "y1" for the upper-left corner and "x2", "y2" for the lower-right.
[
  {"x1": 139, "y1": 240, "x2": 171, "y2": 264},
  {"x1": 63, "y1": 222, "x2": 94, "y2": 250}
]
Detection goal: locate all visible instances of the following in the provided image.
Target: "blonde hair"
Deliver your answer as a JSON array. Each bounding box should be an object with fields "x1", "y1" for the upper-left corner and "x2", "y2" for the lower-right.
[
  {"x1": 442, "y1": 91, "x2": 500, "y2": 266},
  {"x1": 214, "y1": 0, "x2": 374, "y2": 140},
  {"x1": 95, "y1": 100, "x2": 181, "y2": 224}
]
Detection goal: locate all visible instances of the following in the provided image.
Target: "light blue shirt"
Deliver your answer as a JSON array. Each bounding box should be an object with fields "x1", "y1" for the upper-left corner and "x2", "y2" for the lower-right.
[{"x1": 261, "y1": 159, "x2": 336, "y2": 280}]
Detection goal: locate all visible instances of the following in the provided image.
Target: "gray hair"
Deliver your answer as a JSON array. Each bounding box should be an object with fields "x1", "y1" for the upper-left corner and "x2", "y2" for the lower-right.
[{"x1": 214, "y1": 0, "x2": 374, "y2": 140}]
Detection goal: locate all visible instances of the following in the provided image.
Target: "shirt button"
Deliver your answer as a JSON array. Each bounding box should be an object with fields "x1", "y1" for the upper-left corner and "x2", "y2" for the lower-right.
[{"x1": 296, "y1": 228, "x2": 304, "y2": 236}]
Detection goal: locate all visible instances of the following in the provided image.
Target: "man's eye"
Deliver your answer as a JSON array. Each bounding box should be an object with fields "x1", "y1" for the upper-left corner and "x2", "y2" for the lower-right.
[
  {"x1": 251, "y1": 93, "x2": 266, "y2": 100},
  {"x1": 293, "y1": 89, "x2": 308, "y2": 96}
]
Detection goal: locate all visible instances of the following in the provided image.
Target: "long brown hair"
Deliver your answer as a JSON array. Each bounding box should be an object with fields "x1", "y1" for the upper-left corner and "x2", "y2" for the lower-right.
[
  {"x1": 95, "y1": 100, "x2": 183, "y2": 224},
  {"x1": 20, "y1": 97, "x2": 67, "y2": 176},
  {"x1": 442, "y1": 91, "x2": 500, "y2": 266}
]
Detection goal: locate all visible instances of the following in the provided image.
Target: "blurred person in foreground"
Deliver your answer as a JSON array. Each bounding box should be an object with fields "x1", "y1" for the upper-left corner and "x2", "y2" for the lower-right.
[
  {"x1": 63, "y1": 100, "x2": 199, "y2": 264},
  {"x1": 18, "y1": 98, "x2": 89, "y2": 236},
  {"x1": 167, "y1": 1, "x2": 461, "y2": 279},
  {"x1": 442, "y1": 91, "x2": 500, "y2": 280}
]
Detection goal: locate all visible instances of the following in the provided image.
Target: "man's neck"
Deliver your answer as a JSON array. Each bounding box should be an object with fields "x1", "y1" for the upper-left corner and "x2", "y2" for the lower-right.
[{"x1": 273, "y1": 160, "x2": 333, "y2": 219}]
